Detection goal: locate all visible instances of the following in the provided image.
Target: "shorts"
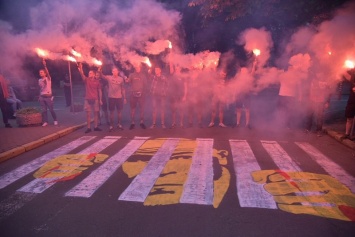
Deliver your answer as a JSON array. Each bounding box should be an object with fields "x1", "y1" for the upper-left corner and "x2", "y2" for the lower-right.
[
  {"x1": 108, "y1": 98, "x2": 123, "y2": 112},
  {"x1": 130, "y1": 94, "x2": 145, "y2": 109},
  {"x1": 345, "y1": 103, "x2": 355, "y2": 118},
  {"x1": 236, "y1": 95, "x2": 251, "y2": 109},
  {"x1": 84, "y1": 99, "x2": 99, "y2": 112},
  {"x1": 152, "y1": 95, "x2": 166, "y2": 109}
]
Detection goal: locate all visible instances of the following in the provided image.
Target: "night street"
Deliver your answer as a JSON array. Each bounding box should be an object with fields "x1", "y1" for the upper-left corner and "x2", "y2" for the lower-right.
[
  {"x1": 1, "y1": 127, "x2": 354, "y2": 236},
  {"x1": 1, "y1": 0, "x2": 355, "y2": 236}
]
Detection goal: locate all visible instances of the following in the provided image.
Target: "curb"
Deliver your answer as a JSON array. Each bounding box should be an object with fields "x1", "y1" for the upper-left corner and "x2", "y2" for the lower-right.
[
  {"x1": 324, "y1": 128, "x2": 355, "y2": 150},
  {"x1": 0, "y1": 122, "x2": 87, "y2": 163}
]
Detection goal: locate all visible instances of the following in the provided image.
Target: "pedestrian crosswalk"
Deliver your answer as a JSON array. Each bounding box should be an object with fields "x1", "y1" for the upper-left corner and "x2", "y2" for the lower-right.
[{"x1": 0, "y1": 136, "x2": 355, "y2": 221}]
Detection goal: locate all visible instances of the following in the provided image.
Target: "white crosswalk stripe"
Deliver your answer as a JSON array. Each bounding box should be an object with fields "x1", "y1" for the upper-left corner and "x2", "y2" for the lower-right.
[
  {"x1": 261, "y1": 141, "x2": 302, "y2": 172},
  {"x1": 180, "y1": 138, "x2": 214, "y2": 205},
  {"x1": 119, "y1": 138, "x2": 180, "y2": 202},
  {"x1": 295, "y1": 142, "x2": 355, "y2": 193},
  {"x1": 66, "y1": 137, "x2": 149, "y2": 198},
  {"x1": 229, "y1": 140, "x2": 277, "y2": 209},
  {"x1": 17, "y1": 137, "x2": 120, "y2": 193},
  {"x1": 0, "y1": 136, "x2": 95, "y2": 189},
  {"x1": 0, "y1": 136, "x2": 353, "y2": 214}
]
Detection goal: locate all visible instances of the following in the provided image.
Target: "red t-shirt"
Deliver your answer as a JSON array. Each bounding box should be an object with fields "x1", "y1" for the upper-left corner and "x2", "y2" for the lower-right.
[{"x1": 85, "y1": 77, "x2": 100, "y2": 100}]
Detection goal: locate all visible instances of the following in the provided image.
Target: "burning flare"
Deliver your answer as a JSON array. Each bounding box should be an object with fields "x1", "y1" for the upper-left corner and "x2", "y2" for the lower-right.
[
  {"x1": 142, "y1": 57, "x2": 152, "y2": 67},
  {"x1": 92, "y1": 58, "x2": 103, "y2": 66},
  {"x1": 345, "y1": 60, "x2": 355, "y2": 69},
  {"x1": 66, "y1": 56, "x2": 77, "y2": 62},
  {"x1": 253, "y1": 49, "x2": 261, "y2": 56},
  {"x1": 35, "y1": 48, "x2": 49, "y2": 58},
  {"x1": 168, "y1": 40, "x2": 172, "y2": 49},
  {"x1": 71, "y1": 49, "x2": 82, "y2": 58}
]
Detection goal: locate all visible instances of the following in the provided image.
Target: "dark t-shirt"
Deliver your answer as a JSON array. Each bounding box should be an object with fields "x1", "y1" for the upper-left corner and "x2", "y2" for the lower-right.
[{"x1": 347, "y1": 72, "x2": 355, "y2": 104}]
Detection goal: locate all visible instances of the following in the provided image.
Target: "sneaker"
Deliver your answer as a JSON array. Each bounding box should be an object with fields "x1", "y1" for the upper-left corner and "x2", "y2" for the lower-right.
[
  {"x1": 180, "y1": 123, "x2": 184, "y2": 128},
  {"x1": 109, "y1": 126, "x2": 113, "y2": 132},
  {"x1": 42, "y1": 122, "x2": 48, "y2": 127},
  {"x1": 85, "y1": 128, "x2": 91, "y2": 133},
  {"x1": 150, "y1": 124, "x2": 156, "y2": 129},
  {"x1": 246, "y1": 124, "x2": 252, "y2": 129},
  {"x1": 161, "y1": 124, "x2": 166, "y2": 129},
  {"x1": 94, "y1": 127, "x2": 102, "y2": 131},
  {"x1": 188, "y1": 122, "x2": 193, "y2": 128},
  {"x1": 5, "y1": 123, "x2": 12, "y2": 128},
  {"x1": 219, "y1": 123, "x2": 227, "y2": 128},
  {"x1": 140, "y1": 123, "x2": 146, "y2": 129},
  {"x1": 117, "y1": 124, "x2": 123, "y2": 130},
  {"x1": 208, "y1": 122, "x2": 214, "y2": 128},
  {"x1": 129, "y1": 124, "x2": 135, "y2": 130},
  {"x1": 170, "y1": 123, "x2": 176, "y2": 129},
  {"x1": 54, "y1": 121, "x2": 58, "y2": 125}
]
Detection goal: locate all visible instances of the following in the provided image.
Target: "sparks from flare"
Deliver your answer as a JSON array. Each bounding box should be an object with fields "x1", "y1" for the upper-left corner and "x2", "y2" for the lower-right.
[
  {"x1": 71, "y1": 49, "x2": 82, "y2": 58},
  {"x1": 66, "y1": 56, "x2": 77, "y2": 62},
  {"x1": 253, "y1": 49, "x2": 261, "y2": 57},
  {"x1": 345, "y1": 60, "x2": 355, "y2": 69},
  {"x1": 142, "y1": 57, "x2": 152, "y2": 67},
  {"x1": 92, "y1": 58, "x2": 103, "y2": 66},
  {"x1": 35, "y1": 48, "x2": 49, "y2": 58}
]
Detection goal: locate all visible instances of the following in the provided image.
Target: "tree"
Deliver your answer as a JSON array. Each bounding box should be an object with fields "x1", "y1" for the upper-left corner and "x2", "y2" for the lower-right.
[{"x1": 188, "y1": 0, "x2": 350, "y2": 26}]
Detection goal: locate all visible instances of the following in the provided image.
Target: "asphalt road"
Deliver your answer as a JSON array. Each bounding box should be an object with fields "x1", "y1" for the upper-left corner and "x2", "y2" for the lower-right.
[{"x1": 0, "y1": 125, "x2": 355, "y2": 237}]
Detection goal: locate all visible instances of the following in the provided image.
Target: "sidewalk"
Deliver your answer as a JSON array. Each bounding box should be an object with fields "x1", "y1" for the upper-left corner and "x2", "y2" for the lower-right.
[
  {"x1": 0, "y1": 86, "x2": 87, "y2": 162},
  {"x1": 0, "y1": 88, "x2": 354, "y2": 163}
]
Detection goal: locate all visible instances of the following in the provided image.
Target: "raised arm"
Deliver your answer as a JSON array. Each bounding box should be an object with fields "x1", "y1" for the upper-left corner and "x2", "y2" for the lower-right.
[
  {"x1": 42, "y1": 59, "x2": 52, "y2": 80},
  {"x1": 77, "y1": 62, "x2": 87, "y2": 82}
]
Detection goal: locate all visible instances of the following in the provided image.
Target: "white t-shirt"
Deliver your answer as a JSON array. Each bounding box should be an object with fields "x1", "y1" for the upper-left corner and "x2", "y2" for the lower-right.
[
  {"x1": 105, "y1": 76, "x2": 124, "y2": 98},
  {"x1": 39, "y1": 77, "x2": 52, "y2": 96}
]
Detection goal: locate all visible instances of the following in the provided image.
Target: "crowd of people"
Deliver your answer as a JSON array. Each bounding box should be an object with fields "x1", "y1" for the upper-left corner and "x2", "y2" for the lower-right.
[{"x1": 1, "y1": 61, "x2": 355, "y2": 141}]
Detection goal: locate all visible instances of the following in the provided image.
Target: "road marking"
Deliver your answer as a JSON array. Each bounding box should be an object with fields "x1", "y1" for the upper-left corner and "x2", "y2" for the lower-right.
[
  {"x1": 295, "y1": 142, "x2": 355, "y2": 193},
  {"x1": 119, "y1": 138, "x2": 180, "y2": 202},
  {"x1": 0, "y1": 136, "x2": 95, "y2": 189},
  {"x1": 66, "y1": 137, "x2": 149, "y2": 198},
  {"x1": 143, "y1": 139, "x2": 196, "y2": 206},
  {"x1": 17, "y1": 137, "x2": 120, "y2": 193},
  {"x1": 180, "y1": 138, "x2": 214, "y2": 205},
  {"x1": 261, "y1": 141, "x2": 302, "y2": 171},
  {"x1": 229, "y1": 139, "x2": 277, "y2": 209}
]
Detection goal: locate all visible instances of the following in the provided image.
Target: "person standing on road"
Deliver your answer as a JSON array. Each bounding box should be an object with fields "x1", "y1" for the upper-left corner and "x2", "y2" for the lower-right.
[
  {"x1": 77, "y1": 62, "x2": 102, "y2": 133},
  {"x1": 96, "y1": 71, "x2": 109, "y2": 126},
  {"x1": 126, "y1": 64, "x2": 147, "y2": 130},
  {"x1": 150, "y1": 66, "x2": 168, "y2": 129},
  {"x1": 208, "y1": 70, "x2": 228, "y2": 128},
  {"x1": 304, "y1": 76, "x2": 331, "y2": 137},
  {"x1": 0, "y1": 74, "x2": 12, "y2": 128},
  {"x1": 38, "y1": 59, "x2": 58, "y2": 127},
  {"x1": 168, "y1": 65, "x2": 187, "y2": 128},
  {"x1": 342, "y1": 68, "x2": 355, "y2": 140},
  {"x1": 99, "y1": 67, "x2": 126, "y2": 132}
]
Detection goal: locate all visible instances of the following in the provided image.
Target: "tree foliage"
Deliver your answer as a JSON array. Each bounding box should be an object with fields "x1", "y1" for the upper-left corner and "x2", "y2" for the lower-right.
[{"x1": 188, "y1": 0, "x2": 350, "y2": 25}]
